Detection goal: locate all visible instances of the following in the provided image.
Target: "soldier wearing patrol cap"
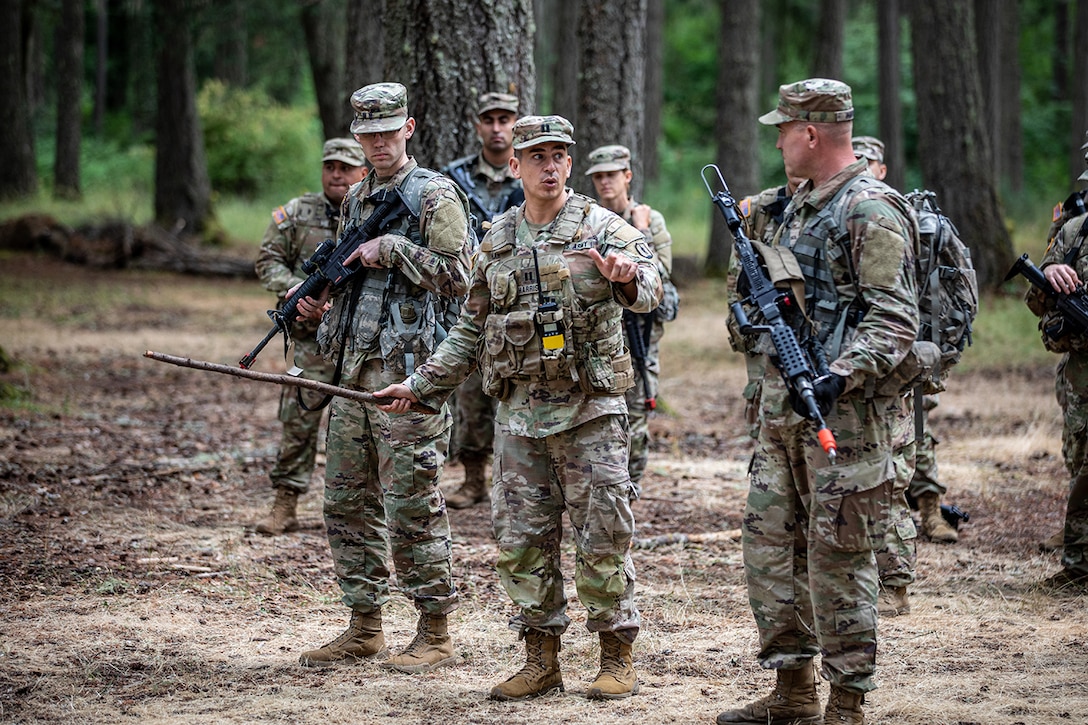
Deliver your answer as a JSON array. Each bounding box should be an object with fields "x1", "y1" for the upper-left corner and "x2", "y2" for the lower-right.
[
  {"x1": 252, "y1": 138, "x2": 367, "y2": 537},
  {"x1": 375, "y1": 114, "x2": 663, "y2": 702},
  {"x1": 440, "y1": 91, "x2": 525, "y2": 511},
  {"x1": 717, "y1": 80, "x2": 919, "y2": 725},
  {"x1": 584, "y1": 143, "x2": 677, "y2": 497},
  {"x1": 290, "y1": 82, "x2": 475, "y2": 675}
]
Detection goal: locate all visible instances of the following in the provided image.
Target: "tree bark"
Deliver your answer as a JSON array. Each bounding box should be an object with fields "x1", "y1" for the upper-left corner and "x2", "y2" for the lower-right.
[
  {"x1": 706, "y1": 0, "x2": 760, "y2": 277},
  {"x1": 383, "y1": 0, "x2": 535, "y2": 170},
  {"x1": 153, "y1": 0, "x2": 212, "y2": 236},
  {"x1": 813, "y1": 0, "x2": 845, "y2": 80},
  {"x1": 999, "y1": 1, "x2": 1023, "y2": 192},
  {"x1": 642, "y1": 0, "x2": 664, "y2": 183},
  {"x1": 975, "y1": 0, "x2": 1002, "y2": 180},
  {"x1": 301, "y1": 0, "x2": 348, "y2": 140},
  {"x1": 551, "y1": 0, "x2": 580, "y2": 122},
  {"x1": 54, "y1": 0, "x2": 85, "y2": 200},
  {"x1": 877, "y1": 0, "x2": 904, "y2": 192},
  {"x1": 344, "y1": 0, "x2": 384, "y2": 102},
  {"x1": 573, "y1": 0, "x2": 646, "y2": 195},
  {"x1": 212, "y1": 0, "x2": 248, "y2": 87},
  {"x1": 0, "y1": 0, "x2": 38, "y2": 200},
  {"x1": 909, "y1": 0, "x2": 1013, "y2": 290}
]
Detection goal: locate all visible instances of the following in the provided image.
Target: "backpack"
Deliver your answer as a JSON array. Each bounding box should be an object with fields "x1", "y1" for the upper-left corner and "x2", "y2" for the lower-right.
[
  {"x1": 904, "y1": 189, "x2": 979, "y2": 392},
  {"x1": 1046, "y1": 189, "x2": 1087, "y2": 250}
]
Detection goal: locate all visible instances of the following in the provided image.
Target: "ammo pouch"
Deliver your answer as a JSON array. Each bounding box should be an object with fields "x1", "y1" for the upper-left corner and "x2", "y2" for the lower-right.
[
  {"x1": 480, "y1": 307, "x2": 574, "y2": 400},
  {"x1": 379, "y1": 295, "x2": 438, "y2": 377},
  {"x1": 571, "y1": 302, "x2": 634, "y2": 395}
]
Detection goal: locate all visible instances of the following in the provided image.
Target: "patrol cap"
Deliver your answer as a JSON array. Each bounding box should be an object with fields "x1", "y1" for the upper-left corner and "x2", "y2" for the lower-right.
[
  {"x1": 584, "y1": 145, "x2": 631, "y2": 175},
  {"x1": 512, "y1": 115, "x2": 576, "y2": 150},
  {"x1": 477, "y1": 92, "x2": 519, "y2": 116},
  {"x1": 759, "y1": 78, "x2": 854, "y2": 126},
  {"x1": 349, "y1": 82, "x2": 408, "y2": 134},
  {"x1": 321, "y1": 137, "x2": 366, "y2": 167},
  {"x1": 852, "y1": 136, "x2": 885, "y2": 163}
]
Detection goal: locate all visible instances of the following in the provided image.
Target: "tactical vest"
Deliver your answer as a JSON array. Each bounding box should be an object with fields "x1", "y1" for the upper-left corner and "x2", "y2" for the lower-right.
[
  {"x1": 319, "y1": 167, "x2": 466, "y2": 377},
  {"x1": 477, "y1": 193, "x2": 634, "y2": 400},
  {"x1": 443, "y1": 154, "x2": 523, "y2": 231},
  {"x1": 273, "y1": 193, "x2": 339, "y2": 336}
]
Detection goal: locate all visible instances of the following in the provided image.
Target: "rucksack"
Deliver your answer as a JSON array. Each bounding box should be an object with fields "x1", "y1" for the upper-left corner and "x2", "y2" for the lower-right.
[
  {"x1": 1046, "y1": 189, "x2": 1087, "y2": 250},
  {"x1": 904, "y1": 189, "x2": 979, "y2": 392}
]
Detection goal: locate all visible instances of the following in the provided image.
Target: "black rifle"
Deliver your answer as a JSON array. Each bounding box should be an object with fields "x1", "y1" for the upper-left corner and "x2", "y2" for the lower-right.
[
  {"x1": 905, "y1": 492, "x2": 970, "y2": 530},
  {"x1": 701, "y1": 164, "x2": 838, "y2": 462},
  {"x1": 240, "y1": 189, "x2": 408, "y2": 369},
  {"x1": 623, "y1": 309, "x2": 656, "y2": 410},
  {"x1": 1004, "y1": 253, "x2": 1088, "y2": 341},
  {"x1": 446, "y1": 163, "x2": 523, "y2": 232}
]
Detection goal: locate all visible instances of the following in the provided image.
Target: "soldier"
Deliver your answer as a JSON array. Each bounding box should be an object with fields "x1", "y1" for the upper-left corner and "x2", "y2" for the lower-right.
[
  {"x1": 717, "y1": 80, "x2": 919, "y2": 725},
  {"x1": 375, "y1": 115, "x2": 662, "y2": 701},
  {"x1": 441, "y1": 91, "x2": 524, "y2": 509},
  {"x1": 290, "y1": 82, "x2": 474, "y2": 672},
  {"x1": 1026, "y1": 132, "x2": 1088, "y2": 591},
  {"x1": 252, "y1": 138, "x2": 367, "y2": 536},
  {"x1": 584, "y1": 143, "x2": 676, "y2": 495}
]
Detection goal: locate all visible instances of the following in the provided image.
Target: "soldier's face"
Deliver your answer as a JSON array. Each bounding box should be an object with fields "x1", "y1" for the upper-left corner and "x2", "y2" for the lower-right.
[
  {"x1": 321, "y1": 160, "x2": 366, "y2": 204},
  {"x1": 354, "y1": 118, "x2": 415, "y2": 178},
  {"x1": 476, "y1": 110, "x2": 516, "y2": 155},
  {"x1": 511, "y1": 142, "x2": 572, "y2": 204},
  {"x1": 590, "y1": 169, "x2": 631, "y2": 205}
]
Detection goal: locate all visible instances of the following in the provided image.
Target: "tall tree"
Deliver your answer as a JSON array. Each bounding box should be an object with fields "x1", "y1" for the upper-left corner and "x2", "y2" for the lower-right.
[
  {"x1": 812, "y1": 0, "x2": 845, "y2": 80},
  {"x1": 302, "y1": 0, "x2": 348, "y2": 140},
  {"x1": 573, "y1": 0, "x2": 646, "y2": 195},
  {"x1": 212, "y1": 0, "x2": 248, "y2": 87},
  {"x1": 642, "y1": 0, "x2": 664, "y2": 183},
  {"x1": 344, "y1": 0, "x2": 384, "y2": 106},
  {"x1": 54, "y1": 0, "x2": 85, "y2": 199},
  {"x1": 877, "y1": 0, "x2": 904, "y2": 192},
  {"x1": 0, "y1": 0, "x2": 38, "y2": 199},
  {"x1": 383, "y1": 0, "x2": 535, "y2": 169},
  {"x1": 975, "y1": 0, "x2": 1002, "y2": 180},
  {"x1": 550, "y1": 0, "x2": 579, "y2": 120},
  {"x1": 909, "y1": 0, "x2": 1013, "y2": 290},
  {"x1": 706, "y1": 0, "x2": 760, "y2": 277},
  {"x1": 999, "y1": 1, "x2": 1023, "y2": 192},
  {"x1": 1071, "y1": 0, "x2": 1088, "y2": 183},
  {"x1": 154, "y1": 0, "x2": 212, "y2": 235}
]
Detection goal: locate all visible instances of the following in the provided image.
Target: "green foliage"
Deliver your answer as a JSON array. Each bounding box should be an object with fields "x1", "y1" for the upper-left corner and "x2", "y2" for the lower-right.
[{"x1": 198, "y1": 81, "x2": 322, "y2": 201}]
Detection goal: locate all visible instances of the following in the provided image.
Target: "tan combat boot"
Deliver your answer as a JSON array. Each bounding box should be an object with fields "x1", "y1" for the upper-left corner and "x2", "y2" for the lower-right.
[
  {"x1": 382, "y1": 613, "x2": 456, "y2": 674},
  {"x1": 878, "y1": 585, "x2": 910, "y2": 617},
  {"x1": 489, "y1": 630, "x2": 564, "y2": 701},
  {"x1": 254, "y1": 487, "x2": 300, "y2": 536},
  {"x1": 299, "y1": 609, "x2": 386, "y2": 667},
  {"x1": 1040, "y1": 529, "x2": 1065, "y2": 552},
  {"x1": 917, "y1": 492, "x2": 958, "y2": 543},
  {"x1": 445, "y1": 453, "x2": 490, "y2": 509},
  {"x1": 587, "y1": 631, "x2": 639, "y2": 700},
  {"x1": 823, "y1": 685, "x2": 865, "y2": 724},
  {"x1": 716, "y1": 662, "x2": 821, "y2": 725}
]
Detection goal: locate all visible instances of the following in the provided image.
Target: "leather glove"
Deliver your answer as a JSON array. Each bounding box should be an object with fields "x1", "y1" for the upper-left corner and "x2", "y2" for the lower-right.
[{"x1": 788, "y1": 373, "x2": 845, "y2": 419}]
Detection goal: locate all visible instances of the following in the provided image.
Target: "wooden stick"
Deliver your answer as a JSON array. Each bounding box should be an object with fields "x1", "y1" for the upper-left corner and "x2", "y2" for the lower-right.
[
  {"x1": 633, "y1": 529, "x2": 742, "y2": 550},
  {"x1": 143, "y1": 350, "x2": 436, "y2": 413}
]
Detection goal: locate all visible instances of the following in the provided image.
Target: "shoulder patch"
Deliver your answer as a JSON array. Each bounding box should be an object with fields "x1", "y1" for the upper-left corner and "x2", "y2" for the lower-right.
[
  {"x1": 739, "y1": 198, "x2": 752, "y2": 218},
  {"x1": 1054, "y1": 202, "x2": 1064, "y2": 223},
  {"x1": 272, "y1": 206, "x2": 289, "y2": 225},
  {"x1": 634, "y1": 240, "x2": 655, "y2": 260}
]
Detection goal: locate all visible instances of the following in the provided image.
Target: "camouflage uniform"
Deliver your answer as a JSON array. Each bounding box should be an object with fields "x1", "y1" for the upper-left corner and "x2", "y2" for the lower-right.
[
  {"x1": 742, "y1": 81, "x2": 919, "y2": 697},
  {"x1": 405, "y1": 134, "x2": 662, "y2": 640}
]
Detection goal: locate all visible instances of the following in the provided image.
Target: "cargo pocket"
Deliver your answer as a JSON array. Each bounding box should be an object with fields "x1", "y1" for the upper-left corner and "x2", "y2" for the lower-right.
[
  {"x1": 834, "y1": 603, "x2": 877, "y2": 636},
  {"x1": 411, "y1": 538, "x2": 451, "y2": 566},
  {"x1": 583, "y1": 471, "x2": 634, "y2": 556},
  {"x1": 812, "y1": 454, "x2": 894, "y2": 552}
]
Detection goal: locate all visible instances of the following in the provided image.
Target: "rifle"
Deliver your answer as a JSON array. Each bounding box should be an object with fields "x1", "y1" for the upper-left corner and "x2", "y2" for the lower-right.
[
  {"x1": 1004, "y1": 252, "x2": 1088, "y2": 341},
  {"x1": 240, "y1": 189, "x2": 408, "y2": 369},
  {"x1": 623, "y1": 309, "x2": 656, "y2": 410},
  {"x1": 701, "y1": 164, "x2": 838, "y2": 462},
  {"x1": 446, "y1": 162, "x2": 524, "y2": 232}
]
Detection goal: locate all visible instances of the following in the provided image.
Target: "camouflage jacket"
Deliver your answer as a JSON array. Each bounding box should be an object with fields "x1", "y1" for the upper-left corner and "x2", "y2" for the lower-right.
[
  {"x1": 406, "y1": 190, "x2": 663, "y2": 438},
  {"x1": 761, "y1": 159, "x2": 919, "y2": 418},
  {"x1": 442, "y1": 152, "x2": 523, "y2": 233},
  {"x1": 1028, "y1": 211, "x2": 1088, "y2": 354},
  {"x1": 317, "y1": 158, "x2": 473, "y2": 384}
]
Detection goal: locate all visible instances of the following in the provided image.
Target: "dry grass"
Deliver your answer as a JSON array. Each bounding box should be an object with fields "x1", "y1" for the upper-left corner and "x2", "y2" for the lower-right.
[{"x1": 1, "y1": 255, "x2": 1087, "y2": 724}]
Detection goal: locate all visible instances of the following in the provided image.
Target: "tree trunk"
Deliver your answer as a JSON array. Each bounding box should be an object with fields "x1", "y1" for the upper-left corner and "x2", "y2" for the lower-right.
[
  {"x1": 909, "y1": 0, "x2": 1013, "y2": 290},
  {"x1": 1071, "y1": 0, "x2": 1088, "y2": 184},
  {"x1": 573, "y1": 0, "x2": 646, "y2": 195},
  {"x1": 1053, "y1": 0, "x2": 1069, "y2": 101},
  {"x1": 707, "y1": 0, "x2": 760, "y2": 278},
  {"x1": 642, "y1": 0, "x2": 664, "y2": 183},
  {"x1": 344, "y1": 0, "x2": 384, "y2": 103},
  {"x1": 212, "y1": 0, "x2": 248, "y2": 87},
  {"x1": 383, "y1": 0, "x2": 535, "y2": 170},
  {"x1": 975, "y1": 0, "x2": 1001, "y2": 181},
  {"x1": 93, "y1": 0, "x2": 107, "y2": 135},
  {"x1": 54, "y1": 0, "x2": 85, "y2": 200},
  {"x1": 877, "y1": 0, "x2": 904, "y2": 192},
  {"x1": 812, "y1": 0, "x2": 845, "y2": 80},
  {"x1": 302, "y1": 0, "x2": 348, "y2": 140},
  {"x1": 999, "y1": 1, "x2": 1023, "y2": 192},
  {"x1": 533, "y1": 0, "x2": 559, "y2": 111},
  {"x1": 551, "y1": 0, "x2": 579, "y2": 122},
  {"x1": 153, "y1": 0, "x2": 212, "y2": 236},
  {"x1": 0, "y1": 0, "x2": 38, "y2": 200}
]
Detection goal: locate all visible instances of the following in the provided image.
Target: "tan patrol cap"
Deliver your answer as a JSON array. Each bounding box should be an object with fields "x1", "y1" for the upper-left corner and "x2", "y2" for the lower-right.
[
  {"x1": 852, "y1": 136, "x2": 885, "y2": 163},
  {"x1": 321, "y1": 138, "x2": 366, "y2": 166},
  {"x1": 477, "y1": 92, "x2": 519, "y2": 116},
  {"x1": 349, "y1": 82, "x2": 408, "y2": 134},
  {"x1": 584, "y1": 145, "x2": 631, "y2": 175},
  {"x1": 512, "y1": 115, "x2": 576, "y2": 150},
  {"x1": 759, "y1": 78, "x2": 854, "y2": 126}
]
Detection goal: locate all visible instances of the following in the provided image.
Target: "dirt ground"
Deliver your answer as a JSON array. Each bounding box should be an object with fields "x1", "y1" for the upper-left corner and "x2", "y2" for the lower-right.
[{"x1": 1, "y1": 253, "x2": 1086, "y2": 724}]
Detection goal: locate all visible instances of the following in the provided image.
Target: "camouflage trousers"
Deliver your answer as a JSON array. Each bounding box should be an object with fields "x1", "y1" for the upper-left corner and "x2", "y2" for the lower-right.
[
  {"x1": 625, "y1": 342, "x2": 660, "y2": 497},
  {"x1": 877, "y1": 393, "x2": 918, "y2": 589},
  {"x1": 1057, "y1": 355, "x2": 1088, "y2": 575},
  {"x1": 744, "y1": 392, "x2": 898, "y2": 694},
  {"x1": 323, "y1": 360, "x2": 458, "y2": 616},
  {"x1": 491, "y1": 413, "x2": 640, "y2": 641},
  {"x1": 270, "y1": 334, "x2": 335, "y2": 493},
  {"x1": 450, "y1": 369, "x2": 497, "y2": 462},
  {"x1": 909, "y1": 394, "x2": 946, "y2": 498}
]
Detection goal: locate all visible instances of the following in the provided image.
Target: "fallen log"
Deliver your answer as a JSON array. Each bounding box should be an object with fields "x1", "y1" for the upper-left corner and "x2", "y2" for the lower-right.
[{"x1": 143, "y1": 350, "x2": 436, "y2": 413}]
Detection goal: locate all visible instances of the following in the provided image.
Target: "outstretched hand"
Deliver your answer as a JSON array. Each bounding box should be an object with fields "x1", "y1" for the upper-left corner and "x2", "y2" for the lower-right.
[
  {"x1": 588, "y1": 247, "x2": 637, "y2": 284},
  {"x1": 372, "y1": 383, "x2": 418, "y2": 414}
]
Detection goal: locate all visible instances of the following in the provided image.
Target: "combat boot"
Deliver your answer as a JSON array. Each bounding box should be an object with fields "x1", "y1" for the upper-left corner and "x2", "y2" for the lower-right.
[
  {"x1": 445, "y1": 453, "x2": 490, "y2": 509},
  {"x1": 1040, "y1": 529, "x2": 1065, "y2": 552},
  {"x1": 823, "y1": 685, "x2": 865, "y2": 724},
  {"x1": 716, "y1": 662, "x2": 821, "y2": 725},
  {"x1": 299, "y1": 609, "x2": 386, "y2": 667},
  {"x1": 382, "y1": 613, "x2": 456, "y2": 674},
  {"x1": 587, "y1": 631, "x2": 639, "y2": 700},
  {"x1": 917, "y1": 492, "x2": 958, "y2": 543},
  {"x1": 254, "y1": 487, "x2": 299, "y2": 536},
  {"x1": 878, "y1": 585, "x2": 910, "y2": 617},
  {"x1": 489, "y1": 630, "x2": 564, "y2": 701}
]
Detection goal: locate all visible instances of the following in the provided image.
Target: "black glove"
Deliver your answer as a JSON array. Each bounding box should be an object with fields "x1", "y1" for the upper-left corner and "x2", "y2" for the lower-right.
[{"x1": 788, "y1": 373, "x2": 845, "y2": 420}]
